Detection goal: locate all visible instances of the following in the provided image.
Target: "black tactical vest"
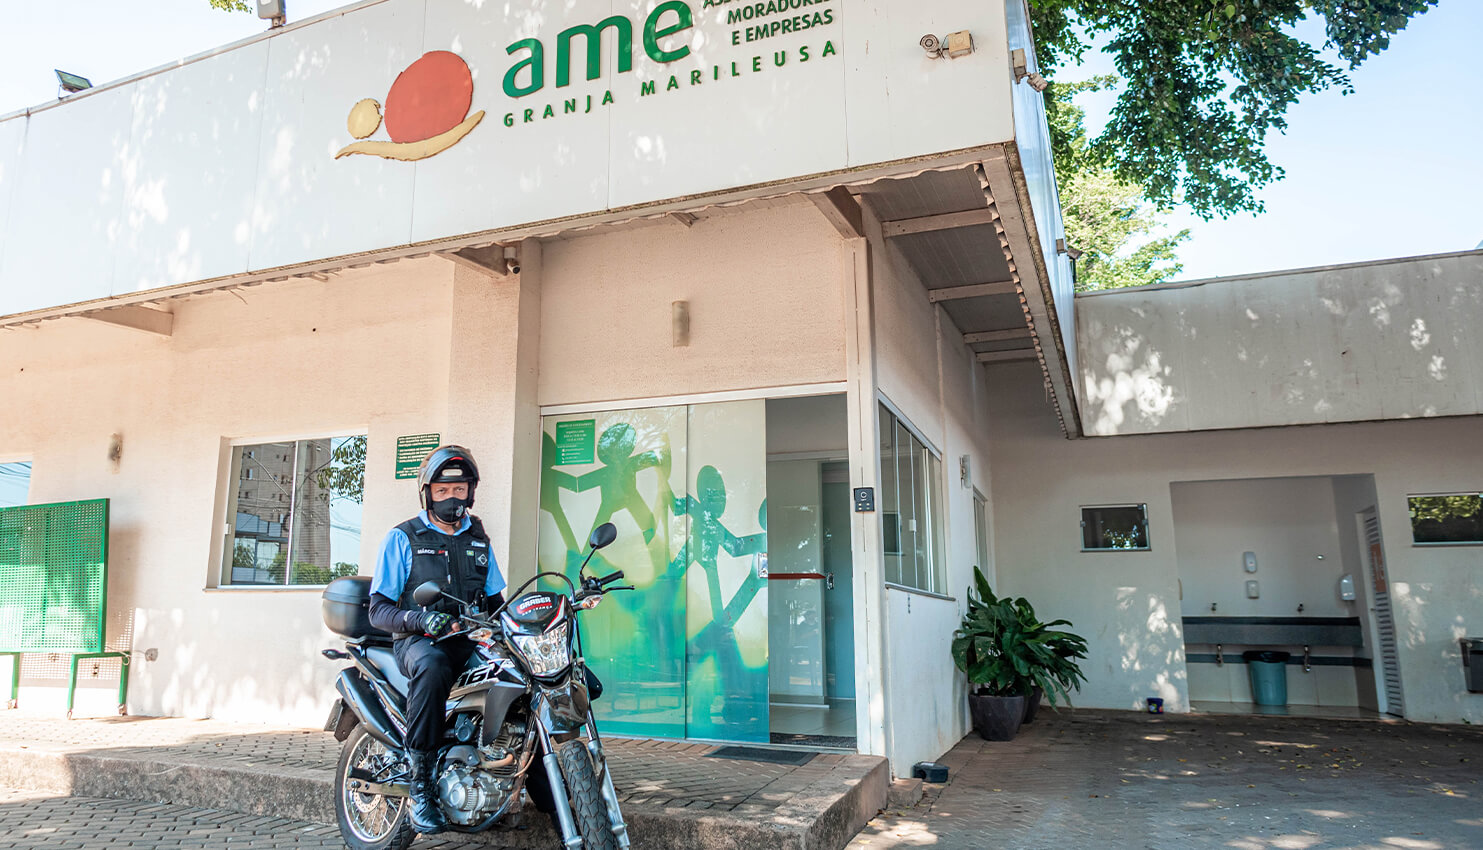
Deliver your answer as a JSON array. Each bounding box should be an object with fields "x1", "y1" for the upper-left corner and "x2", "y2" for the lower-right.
[{"x1": 394, "y1": 515, "x2": 492, "y2": 630}]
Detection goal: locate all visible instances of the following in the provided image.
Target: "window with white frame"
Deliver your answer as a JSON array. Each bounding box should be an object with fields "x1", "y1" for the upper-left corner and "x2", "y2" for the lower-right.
[
  {"x1": 1408, "y1": 493, "x2": 1483, "y2": 545},
  {"x1": 221, "y1": 435, "x2": 366, "y2": 586},
  {"x1": 878, "y1": 405, "x2": 946, "y2": 595},
  {"x1": 973, "y1": 489, "x2": 991, "y2": 573},
  {"x1": 0, "y1": 461, "x2": 31, "y2": 508}
]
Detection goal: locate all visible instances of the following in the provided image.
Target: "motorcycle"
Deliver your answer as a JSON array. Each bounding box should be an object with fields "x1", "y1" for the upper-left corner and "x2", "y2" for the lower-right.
[{"x1": 319, "y1": 522, "x2": 633, "y2": 850}]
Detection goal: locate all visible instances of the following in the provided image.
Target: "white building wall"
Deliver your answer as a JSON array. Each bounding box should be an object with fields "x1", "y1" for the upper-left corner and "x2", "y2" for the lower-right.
[
  {"x1": 0, "y1": 259, "x2": 509, "y2": 725},
  {"x1": 869, "y1": 212, "x2": 999, "y2": 773},
  {"x1": 537, "y1": 201, "x2": 848, "y2": 407},
  {"x1": 0, "y1": 0, "x2": 1018, "y2": 320},
  {"x1": 989, "y1": 360, "x2": 1483, "y2": 724},
  {"x1": 1077, "y1": 250, "x2": 1483, "y2": 436},
  {"x1": 1171, "y1": 477, "x2": 1350, "y2": 621}
]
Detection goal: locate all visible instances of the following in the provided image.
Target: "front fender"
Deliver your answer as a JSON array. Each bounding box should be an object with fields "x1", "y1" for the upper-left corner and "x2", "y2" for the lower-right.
[{"x1": 532, "y1": 675, "x2": 590, "y2": 744}]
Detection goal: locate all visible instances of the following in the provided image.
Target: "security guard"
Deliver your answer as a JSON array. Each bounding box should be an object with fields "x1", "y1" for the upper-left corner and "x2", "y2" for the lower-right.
[{"x1": 367, "y1": 445, "x2": 506, "y2": 835}]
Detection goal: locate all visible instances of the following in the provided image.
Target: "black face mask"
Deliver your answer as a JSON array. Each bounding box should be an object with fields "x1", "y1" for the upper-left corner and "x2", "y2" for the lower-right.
[{"x1": 430, "y1": 496, "x2": 469, "y2": 524}]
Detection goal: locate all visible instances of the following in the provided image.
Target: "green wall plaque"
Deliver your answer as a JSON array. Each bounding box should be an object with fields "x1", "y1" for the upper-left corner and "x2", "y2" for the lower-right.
[
  {"x1": 554, "y1": 420, "x2": 596, "y2": 466},
  {"x1": 395, "y1": 434, "x2": 441, "y2": 479}
]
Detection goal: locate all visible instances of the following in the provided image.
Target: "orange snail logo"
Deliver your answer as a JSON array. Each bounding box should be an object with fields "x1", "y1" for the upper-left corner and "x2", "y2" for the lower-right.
[{"x1": 335, "y1": 51, "x2": 485, "y2": 161}]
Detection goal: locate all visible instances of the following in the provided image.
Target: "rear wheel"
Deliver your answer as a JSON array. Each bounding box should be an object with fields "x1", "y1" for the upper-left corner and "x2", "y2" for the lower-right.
[
  {"x1": 556, "y1": 739, "x2": 618, "y2": 850},
  {"x1": 335, "y1": 726, "x2": 415, "y2": 850}
]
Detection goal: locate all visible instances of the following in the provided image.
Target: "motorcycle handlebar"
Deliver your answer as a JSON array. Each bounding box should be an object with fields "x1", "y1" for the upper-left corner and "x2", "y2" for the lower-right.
[{"x1": 596, "y1": 570, "x2": 625, "y2": 587}]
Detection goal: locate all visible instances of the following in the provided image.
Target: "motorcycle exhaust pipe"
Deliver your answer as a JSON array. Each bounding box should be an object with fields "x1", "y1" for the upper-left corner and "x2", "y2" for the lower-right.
[{"x1": 335, "y1": 669, "x2": 404, "y2": 751}]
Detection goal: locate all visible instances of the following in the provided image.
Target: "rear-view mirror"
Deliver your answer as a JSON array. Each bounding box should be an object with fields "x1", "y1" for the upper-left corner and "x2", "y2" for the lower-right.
[
  {"x1": 588, "y1": 522, "x2": 618, "y2": 550},
  {"x1": 412, "y1": 581, "x2": 443, "y2": 607}
]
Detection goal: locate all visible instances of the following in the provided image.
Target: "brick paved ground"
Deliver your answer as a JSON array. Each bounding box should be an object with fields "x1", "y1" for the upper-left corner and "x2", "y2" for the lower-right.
[
  {"x1": 850, "y1": 709, "x2": 1483, "y2": 850},
  {"x1": 0, "y1": 787, "x2": 503, "y2": 849},
  {"x1": 0, "y1": 713, "x2": 849, "y2": 812}
]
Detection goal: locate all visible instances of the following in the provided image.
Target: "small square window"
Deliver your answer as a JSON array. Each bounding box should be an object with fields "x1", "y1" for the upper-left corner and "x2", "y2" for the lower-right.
[
  {"x1": 1081, "y1": 504, "x2": 1150, "y2": 551},
  {"x1": 1408, "y1": 493, "x2": 1483, "y2": 545}
]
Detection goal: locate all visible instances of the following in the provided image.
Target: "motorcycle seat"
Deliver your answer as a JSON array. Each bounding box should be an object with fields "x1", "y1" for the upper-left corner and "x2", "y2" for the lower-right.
[{"x1": 363, "y1": 646, "x2": 412, "y2": 699}]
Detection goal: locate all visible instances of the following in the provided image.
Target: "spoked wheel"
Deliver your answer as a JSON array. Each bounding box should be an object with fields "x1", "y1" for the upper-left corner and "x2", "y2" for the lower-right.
[
  {"x1": 335, "y1": 726, "x2": 415, "y2": 850},
  {"x1": 556, "y1": 740, "x2": 618, "y2": 850}
]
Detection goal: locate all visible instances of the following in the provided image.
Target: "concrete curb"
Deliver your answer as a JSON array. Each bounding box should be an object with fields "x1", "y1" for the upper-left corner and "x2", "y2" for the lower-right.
[{"x1": 0, "y1": 743, "x2": 887, "y2": 850}]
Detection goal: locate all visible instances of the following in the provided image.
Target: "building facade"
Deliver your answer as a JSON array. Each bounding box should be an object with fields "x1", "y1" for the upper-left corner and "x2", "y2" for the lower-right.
[
  {"x1": 2, "y1": 0, "x2": 1478, "y2": 778},
  {"x1": 0, "y1": 0, "x2": 1074, "y2": 773}
]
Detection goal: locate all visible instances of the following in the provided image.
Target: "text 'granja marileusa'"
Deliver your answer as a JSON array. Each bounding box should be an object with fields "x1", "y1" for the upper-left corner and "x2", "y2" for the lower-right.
[{"x1": 498, "y1": 0, "x2": 838, "y2": 128}]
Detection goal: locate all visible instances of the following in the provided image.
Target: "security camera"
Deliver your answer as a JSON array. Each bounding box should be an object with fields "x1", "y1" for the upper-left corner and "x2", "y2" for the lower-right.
[
  {"x1": 505, "y1": 258, "x2": 521, "y2": 275},
  {"x1": 920, "y1": 34, "x2": 942, "y2": 59},
  {"x1": 1025, "y1": 72, "x2": 1050, "y2": 92}
]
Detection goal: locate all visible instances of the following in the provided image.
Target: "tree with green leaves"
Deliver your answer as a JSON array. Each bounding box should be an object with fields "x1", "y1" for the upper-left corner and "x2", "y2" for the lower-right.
[
  {"x1": 1030, "y1": 0, "x2": 1438, "y2": 219},
  {"x1": 208, "y1": 0, "x2": 251, "y2": 10},
  {"x1": 1051, "y1": 77, "x2": 1190, "y2": 291}
]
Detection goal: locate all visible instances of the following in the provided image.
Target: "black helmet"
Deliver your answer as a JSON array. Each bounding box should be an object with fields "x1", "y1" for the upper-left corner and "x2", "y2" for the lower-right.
[{"x1": 417, "y1": 445, "x2": 480, "y2": 510}]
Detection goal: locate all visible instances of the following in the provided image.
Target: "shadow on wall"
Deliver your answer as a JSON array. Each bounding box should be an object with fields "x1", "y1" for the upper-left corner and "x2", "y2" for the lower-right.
[
  {"x1": 1080, "y1": 317, "x2": 1179, "y2": 436},
  {"x1": 1111, "y1": 587, "x2": 1185, "y2": 712},
  {"x1": 1393, "y1": 579, "x2": 1483, "y2": 720},
  {"x1": 1078, "y1": 258, "x2": 1483, "y2": 435},
  {"x1": 141, "y1": 602, "x2": 337, "y2": 724}
]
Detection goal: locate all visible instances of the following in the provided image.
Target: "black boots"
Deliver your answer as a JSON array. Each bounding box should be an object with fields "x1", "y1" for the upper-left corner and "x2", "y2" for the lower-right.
[{"x1": 405, "y1": 749, "x2": 447, "y2": 834}]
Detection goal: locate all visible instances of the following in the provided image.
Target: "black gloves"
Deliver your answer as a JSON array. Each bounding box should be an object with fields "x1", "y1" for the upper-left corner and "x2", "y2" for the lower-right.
[{"x1": 421, "y1": 611, "x2": 454, "y2": 639}]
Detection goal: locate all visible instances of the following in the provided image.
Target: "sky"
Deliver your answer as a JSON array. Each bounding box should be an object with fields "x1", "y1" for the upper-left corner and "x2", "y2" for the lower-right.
[
  {"x1": 1051, "y1": 2, "x2": 1483, "y2": 280},
  {"x1": 0, "y1": 1, "x2": 1479, "y2": 281}
]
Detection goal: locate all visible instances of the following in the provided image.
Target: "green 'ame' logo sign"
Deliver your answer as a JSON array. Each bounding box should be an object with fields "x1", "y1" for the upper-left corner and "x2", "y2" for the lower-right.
[{"x1": 503, "y1": 0, "x2": 695, "y2": 98}]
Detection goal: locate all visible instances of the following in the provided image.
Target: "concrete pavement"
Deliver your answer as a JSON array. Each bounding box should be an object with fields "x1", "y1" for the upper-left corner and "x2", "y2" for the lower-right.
[
  {"x1": 850, "y1": 709, "x2": 1483, "y2": 849},
  {"x1": 0, "y1": 713, "x2": 886, "y2": 849}
]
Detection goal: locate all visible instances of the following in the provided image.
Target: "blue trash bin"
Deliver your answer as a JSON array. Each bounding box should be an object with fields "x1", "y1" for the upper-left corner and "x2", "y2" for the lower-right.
[{"x1": 1243, "y1": 650, "x2": 1291, "y2": 706}]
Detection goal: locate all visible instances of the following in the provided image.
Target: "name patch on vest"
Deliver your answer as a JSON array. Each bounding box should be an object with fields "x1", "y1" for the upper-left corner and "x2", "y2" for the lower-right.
[{"x1": 415, "y1": 548, "x2": 445, "y2": 556}]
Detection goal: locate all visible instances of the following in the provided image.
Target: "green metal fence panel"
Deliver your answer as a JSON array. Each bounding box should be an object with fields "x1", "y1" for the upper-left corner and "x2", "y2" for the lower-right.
[{"x1": 0, "y1": 499, "x2": 110, "y2": 653}]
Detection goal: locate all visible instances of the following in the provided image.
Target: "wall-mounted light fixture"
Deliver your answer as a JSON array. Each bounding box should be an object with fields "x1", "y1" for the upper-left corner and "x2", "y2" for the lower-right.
[
  {"x1": 55, "y1": 70, "x2": 91, "y2": 96},
  {"x1": 672, "y1": 301, "x2": 690, "y2": 347},
  {"x1": 257, "y1": 0, "x2": 287, "y2": 28},
  {"x1": 1010, "y1": 49, "x2": 1050, "y2": 91}
]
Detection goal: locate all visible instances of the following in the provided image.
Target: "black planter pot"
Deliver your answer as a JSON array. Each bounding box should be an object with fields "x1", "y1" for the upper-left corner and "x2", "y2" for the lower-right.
[
  {"x1": 969, "y1": 692, "x2": 1026, "y2": 741},
  {"x1": 1022, "y1": 687, "x2": 1044, "y2": 724}
]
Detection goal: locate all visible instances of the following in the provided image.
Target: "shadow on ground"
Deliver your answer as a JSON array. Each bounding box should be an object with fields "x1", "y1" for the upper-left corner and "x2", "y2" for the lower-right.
[{"x1": 852, "y1": 710, "x2": 1483, "y2": 849}]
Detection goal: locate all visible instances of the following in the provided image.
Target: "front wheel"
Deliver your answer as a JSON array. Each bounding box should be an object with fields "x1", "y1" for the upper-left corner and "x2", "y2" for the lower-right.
[
  {"x1": 335, "y1": 726, "x2": 415, "y2": 850},
  {"x1": 556, "y1": 740, "x2": 618, "y2": 850}
]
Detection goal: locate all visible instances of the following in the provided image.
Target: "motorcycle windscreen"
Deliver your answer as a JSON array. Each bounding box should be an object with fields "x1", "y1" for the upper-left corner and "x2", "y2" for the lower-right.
[
  {"x1": 538, "y1": 407, "x2": 688, "y2": 740},
  {"x1": 682, "y1": 400, "x2": 768, "y2": 743}
]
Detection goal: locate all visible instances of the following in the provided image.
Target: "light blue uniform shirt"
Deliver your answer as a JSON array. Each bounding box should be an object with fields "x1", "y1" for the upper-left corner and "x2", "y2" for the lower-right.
[{"x1": 371, "y1": 511, "x2": 507, "y2": 602}]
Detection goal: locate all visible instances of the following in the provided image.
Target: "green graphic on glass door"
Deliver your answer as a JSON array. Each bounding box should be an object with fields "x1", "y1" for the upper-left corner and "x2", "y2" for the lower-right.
[{"x1": 538, "y1": 401, "x2": 769, "y2": 742}]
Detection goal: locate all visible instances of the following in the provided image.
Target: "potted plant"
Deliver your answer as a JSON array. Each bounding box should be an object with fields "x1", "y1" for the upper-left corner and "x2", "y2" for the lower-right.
[
  {"x1": 1013, "y1": 593, "x2": 1089, "y2": 724},
  {"x1": 952, "y1": 567, "x2": 1088, "y2": 741}
]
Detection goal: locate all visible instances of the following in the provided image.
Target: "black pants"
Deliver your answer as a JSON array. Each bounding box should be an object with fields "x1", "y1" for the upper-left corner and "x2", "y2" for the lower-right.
[{"x1": 393, "y1": 635, "x2": 475, "y2": 751}]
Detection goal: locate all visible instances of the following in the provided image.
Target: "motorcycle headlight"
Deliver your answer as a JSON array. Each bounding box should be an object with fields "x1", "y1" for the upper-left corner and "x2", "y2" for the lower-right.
[{"x1": 510, "y1": 621, "x2": 571, "y2": 676}]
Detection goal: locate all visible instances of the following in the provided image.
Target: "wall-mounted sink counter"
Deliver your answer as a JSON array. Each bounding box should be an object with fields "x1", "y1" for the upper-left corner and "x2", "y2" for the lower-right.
[
  {"x1": 1182, "y1": 617, "x2": 1364, "y2": 648},
  {"x1": 1182, "y1": 616, "x2": 1374, "y2": 708}
]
